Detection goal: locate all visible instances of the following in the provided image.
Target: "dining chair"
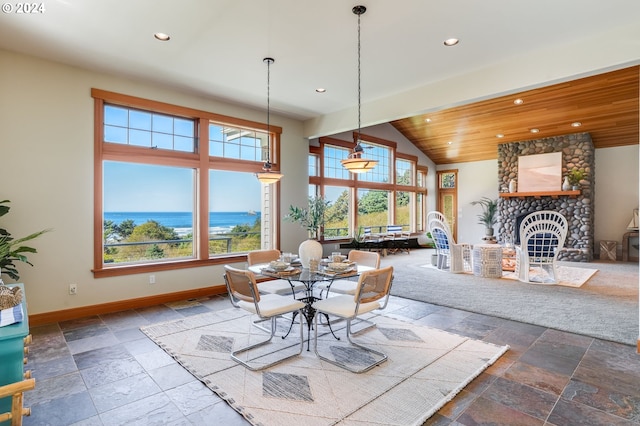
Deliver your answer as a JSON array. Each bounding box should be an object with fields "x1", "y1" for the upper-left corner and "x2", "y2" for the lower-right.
[
  {"x1": 312, "y1": 265, "x2": 394, "y2": 373},
  {"x1": 317, "y1": 250, "x2": 380, "y2": 297},
  {"x1": 247, "y1": 249, "x2": 305, "y2": 295},
  {"x1": 223, "y1": 265, "x2": 305, "y2": 371},
  {"x1": 427, "y1": 217, "x2": 471, "y2": 273},
  {"x1": 515, "y1": 210, "x2": 568, "y2": 284}
]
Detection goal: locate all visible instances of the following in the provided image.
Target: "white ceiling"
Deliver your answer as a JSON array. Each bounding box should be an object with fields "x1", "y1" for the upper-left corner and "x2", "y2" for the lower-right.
[{"x1": 2, "y1": 0, "x2": 639, "y2": 132}]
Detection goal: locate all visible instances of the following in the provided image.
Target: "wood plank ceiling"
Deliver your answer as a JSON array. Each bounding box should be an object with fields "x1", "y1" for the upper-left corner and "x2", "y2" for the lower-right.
[{"x1": 390, "y1": 66, "x2": 639, "y2": 165}]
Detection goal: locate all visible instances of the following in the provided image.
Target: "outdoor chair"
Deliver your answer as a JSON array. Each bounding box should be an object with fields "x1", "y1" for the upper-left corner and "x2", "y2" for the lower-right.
[
  {"x1": 223, "y1": 265, "x2": 305, "y2": 371},
  {"x1": 428, "y1": 217, "x2": 471, "y2": 273},
  {"x1": 515, "y1": 210, "x2": 568, "y2": 284},
  {"x1": 385, "y1": 225, "x2": 411, "y2": 254},
  {"x1": 247, "y1": 249, "x2": 305, "y2": 295},
  {"x1": 312, "y1": 266, "x2": 394, "y2": 373}
]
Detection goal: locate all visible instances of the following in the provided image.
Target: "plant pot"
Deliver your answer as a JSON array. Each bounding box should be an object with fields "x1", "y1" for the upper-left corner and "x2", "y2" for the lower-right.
[
  {"x1": 298, "y1": 239, "x2": 323, "y2": 269},
  {"x1": 485, "y1": 227, "x2": 494, "y2": 237}
]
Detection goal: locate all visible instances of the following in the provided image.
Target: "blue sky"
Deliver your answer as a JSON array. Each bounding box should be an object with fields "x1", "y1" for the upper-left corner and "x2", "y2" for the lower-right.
[{"x1": 104, "y1": 162, "x2": 261, "y2": 212}]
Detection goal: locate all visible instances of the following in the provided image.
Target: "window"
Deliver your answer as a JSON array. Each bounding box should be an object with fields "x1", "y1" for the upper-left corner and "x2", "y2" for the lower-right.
[
  {"x1": 358, "y1": 189, "x2": 390, "y2": 235},
  {"x1": 323, "y1": 145, "x2": 352, "y2": 180},
  {"x1": 93, "y1": 88, "x2": 281, "y2": 277},
  {"x1": 356, "y1": 142, "x2": 391, "y2": 184},
  {"x1": 209, "y1": 124, "x2": 268, "y2": 161},
  {"x1": 324, "y1": 185, "x2": 351, "y2": 239},
  {"x1": 440, "y1": 171, "x2": 456, "y2": 189},
  {"x1": 104, "y1": 105, "x2": 196, "y2": 152},
  {"x1": 315, "y1": 134, "x2": 426, "y2": 239},
  {"x1": 396, "y1": 158, "x2": 413, "y2": 186},
  {"x1": 309, "y1": 153, "x2": 319, "y2": 177}
]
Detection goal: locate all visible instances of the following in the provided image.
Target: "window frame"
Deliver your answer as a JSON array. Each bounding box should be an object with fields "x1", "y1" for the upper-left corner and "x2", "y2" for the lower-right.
[
  {"x1": 92, "y1": 88, "x2": 282, "y2": 278},
  {"x1": 316, "y1": 134, "x2": 427, "y2": 241}
]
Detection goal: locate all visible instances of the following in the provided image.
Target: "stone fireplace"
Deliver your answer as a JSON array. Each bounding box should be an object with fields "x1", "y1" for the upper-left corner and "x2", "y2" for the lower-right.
[{"x1": 497, "y1": 132, "x2": 594, "y2": 262}]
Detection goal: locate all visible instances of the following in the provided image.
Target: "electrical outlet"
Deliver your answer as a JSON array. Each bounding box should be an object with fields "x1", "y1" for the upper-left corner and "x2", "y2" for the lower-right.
[
  {"x1": 69, "y1": 283, "x2": 77, "y2": 295},
  {"x1": 149, "y1": 275, "x2": 156, "y2": 284}
]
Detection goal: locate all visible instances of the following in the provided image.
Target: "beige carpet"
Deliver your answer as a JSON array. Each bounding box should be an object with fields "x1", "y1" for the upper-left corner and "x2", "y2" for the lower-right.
[
  {"x1": 141, "y1": 308, "x2": 508, "y2": 426},
  {"x1": 388, "y1": 251, "x2": 638, "y2": 345},
  {"x1": 421, "y1": 263, "x2": 597, "y2": 287}
]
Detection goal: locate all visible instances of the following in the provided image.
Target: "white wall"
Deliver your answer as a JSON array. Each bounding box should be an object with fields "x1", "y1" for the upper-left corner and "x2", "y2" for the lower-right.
[
  {"x1": 436, "y1": 160, "x2": 500, "y2": 244},
  {"x1": 438, "y1": 147, "x2": 640, "y2": 251},
  {"x1": 594, "y1": 145, "x2": 640, "y2": 254},
  {"x1": 0, "y1": 49, "x2": 309, "y2": 315}
]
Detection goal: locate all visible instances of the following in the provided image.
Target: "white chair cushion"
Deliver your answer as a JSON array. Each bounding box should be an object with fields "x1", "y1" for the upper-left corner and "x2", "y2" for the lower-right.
[
  {"x1": 312, "y1": 295, "x2": 381, "y2": 318},
  {"x1": 258, "y1": 279, "x2": 306, "y2": 295},
  {"x1": 324, "y1": 279, "x2": 357, "y2": 295},
  {"x1": 239, "y1": 294, "x2": 305, "y2": 317}
]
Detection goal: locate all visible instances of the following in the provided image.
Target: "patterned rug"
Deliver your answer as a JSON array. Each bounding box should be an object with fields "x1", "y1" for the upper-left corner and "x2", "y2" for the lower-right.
[
  {"x1": 502, "y1": 265, "x2": 598, "y2": 287},
  {"x1": 141, "y1": 308, "x2": 508, "y2": 426}
]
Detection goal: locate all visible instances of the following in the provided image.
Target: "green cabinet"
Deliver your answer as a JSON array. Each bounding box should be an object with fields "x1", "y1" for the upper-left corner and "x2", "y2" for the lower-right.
[{"x1": 0, "y1": 283, "x2": 29, "y2": 425}]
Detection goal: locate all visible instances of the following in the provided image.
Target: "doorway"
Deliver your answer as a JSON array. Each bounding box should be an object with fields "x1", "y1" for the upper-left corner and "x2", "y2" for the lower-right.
[{"x1": 436, "y1": 169, "x2": 458, "y2": 241}]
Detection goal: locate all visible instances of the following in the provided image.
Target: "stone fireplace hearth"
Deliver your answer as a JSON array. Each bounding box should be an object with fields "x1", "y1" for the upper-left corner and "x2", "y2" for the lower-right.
[{"x1": 497, "y1": 132, "x2": 594, "y2": 262}]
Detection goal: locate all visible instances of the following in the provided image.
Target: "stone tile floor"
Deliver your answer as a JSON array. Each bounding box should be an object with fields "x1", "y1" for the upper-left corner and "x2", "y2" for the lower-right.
[{"x1": 21, "y1": 280, "x2": 640, "y2": 425}]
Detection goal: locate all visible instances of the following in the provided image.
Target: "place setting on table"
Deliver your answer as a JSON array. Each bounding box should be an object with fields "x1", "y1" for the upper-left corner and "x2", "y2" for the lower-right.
[
  {"x1": 247, "y1": 251, "x2": 371, "y2": 348},
  {"x1": 251, "y1": 251, "x2": 362, "y2": 281}
]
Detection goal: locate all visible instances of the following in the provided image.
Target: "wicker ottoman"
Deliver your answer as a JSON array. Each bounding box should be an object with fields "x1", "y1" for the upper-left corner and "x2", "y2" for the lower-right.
[{"x1": 472, "y1": 244, "x2": 503, "y2": 278}]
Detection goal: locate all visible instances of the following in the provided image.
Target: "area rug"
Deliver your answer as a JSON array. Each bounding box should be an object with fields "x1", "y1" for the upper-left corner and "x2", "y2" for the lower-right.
[
  {"x1": 421, "y1": 263, "x2": 598, "y2": 287},
  {"x1": 141, "y1": 308, "x2": 509, "y2": 426},
  {"x1": 501, "y1": 265, "x2": 598, "y2": 287}
]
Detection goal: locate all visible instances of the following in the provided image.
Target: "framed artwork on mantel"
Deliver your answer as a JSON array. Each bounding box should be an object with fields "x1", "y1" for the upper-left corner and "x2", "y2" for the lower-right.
[{"x1": 517, "y1": 152, "x2": 562, "y2": 192}]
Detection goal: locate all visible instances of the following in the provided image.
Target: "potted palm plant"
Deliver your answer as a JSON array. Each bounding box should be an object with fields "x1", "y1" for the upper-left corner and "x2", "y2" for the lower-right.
[
  {"x1": 471, "y1": 197, "x2": 498, "y2": 237},
  {"x1": 0, "y1": 200, "x2": 51, "y2": 281}
]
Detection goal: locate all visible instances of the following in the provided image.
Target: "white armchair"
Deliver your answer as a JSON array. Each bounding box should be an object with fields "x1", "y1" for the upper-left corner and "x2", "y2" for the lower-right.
[
  {"x1": 428, "y1": 216, "x2": 471, "y2": 273},
  {"x1": 515, "y1": 210, "x2": 568, "y2": 284}
]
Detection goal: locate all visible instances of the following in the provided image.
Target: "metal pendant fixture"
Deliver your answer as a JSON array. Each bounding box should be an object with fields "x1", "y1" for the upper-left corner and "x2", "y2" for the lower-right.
[
  {"x1": 256, "y1": 57, "x2": 283, "y2": 184},
  {"x1": 341, "y1": 5, "x2": 378, "y2": 174}
]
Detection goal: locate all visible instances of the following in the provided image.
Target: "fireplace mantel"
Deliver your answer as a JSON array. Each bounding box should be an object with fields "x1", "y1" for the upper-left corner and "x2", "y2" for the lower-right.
[{"x1": 499, "y1": 190, "x2": 580, "y2": 199}]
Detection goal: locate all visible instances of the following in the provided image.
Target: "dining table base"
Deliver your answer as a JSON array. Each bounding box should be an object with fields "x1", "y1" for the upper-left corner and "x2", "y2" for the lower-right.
[{"x1": 282, "y1": 295, "x2": 340, "y2": 351}]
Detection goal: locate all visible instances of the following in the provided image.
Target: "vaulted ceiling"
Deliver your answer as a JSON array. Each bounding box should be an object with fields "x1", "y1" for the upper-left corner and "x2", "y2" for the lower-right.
[
  {"x1": 391, "y1": 66, "x2": 639, "y2": 165},
  {"x1": 1, "y1": 1, "x2": 638, "y2": 165}
]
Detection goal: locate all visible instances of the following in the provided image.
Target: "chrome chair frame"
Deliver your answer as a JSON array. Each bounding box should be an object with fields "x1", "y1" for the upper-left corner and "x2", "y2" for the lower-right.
[{"x1": 224, "y1": 265, "x2": 305, "y2": 371}]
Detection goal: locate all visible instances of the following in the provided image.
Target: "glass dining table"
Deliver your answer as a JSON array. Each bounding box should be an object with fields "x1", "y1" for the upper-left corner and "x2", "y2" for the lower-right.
[{"x1": 248, "y1": 262, "x2": 374, "y2": 350}]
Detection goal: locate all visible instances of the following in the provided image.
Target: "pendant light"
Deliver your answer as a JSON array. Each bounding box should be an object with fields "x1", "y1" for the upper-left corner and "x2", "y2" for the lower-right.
[
  {"x1": 256, "y1": 57, "x2": 283, "y2": 184},
  {"x1": 341, "y1": 5, "x2": 378, "y2": 174}
]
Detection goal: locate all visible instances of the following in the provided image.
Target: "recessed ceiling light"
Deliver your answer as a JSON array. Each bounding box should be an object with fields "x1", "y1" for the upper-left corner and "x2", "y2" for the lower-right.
[
  {"x1": 315, "y1": 88, "x2": 326, "y2": 93},
  {"x1": 496, "y1": 134, "x2": 504, "y2": 138},
  {"x1": 443, "y1": 38, "x2": 459, "y2": 46},
  {"x1": 513, "y1": 98, "x2": 524, "y2": 105},
  {"x1": 447, "y1": 141, "x2": 453, "y2": 145},
  {"x1": 154, "y1": 32, "x2": 170, "y2": 41},
  {"x1": 425, "y1": 118, "x2": 432, "y2": 123},
  {"x1": 530, "y1": 128, "x2": 540, "y2": 133},
  {"x1": 571, "y1": 122, "x2": 582, "y2": 127}
]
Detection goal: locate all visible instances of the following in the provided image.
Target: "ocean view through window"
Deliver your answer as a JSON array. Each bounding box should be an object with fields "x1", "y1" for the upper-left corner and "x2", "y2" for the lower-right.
[{"x1": 93, "y1": 88, "x2": 281, "y2": 277}]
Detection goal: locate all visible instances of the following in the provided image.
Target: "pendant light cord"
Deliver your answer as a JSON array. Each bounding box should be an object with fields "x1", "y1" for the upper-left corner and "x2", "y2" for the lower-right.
[
  {"x1": 263, "y1": 57, "x2": 274, "y2": 165},
  {"x1": 357, "y1": 9, "x2": 361, "y2": 144}
]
